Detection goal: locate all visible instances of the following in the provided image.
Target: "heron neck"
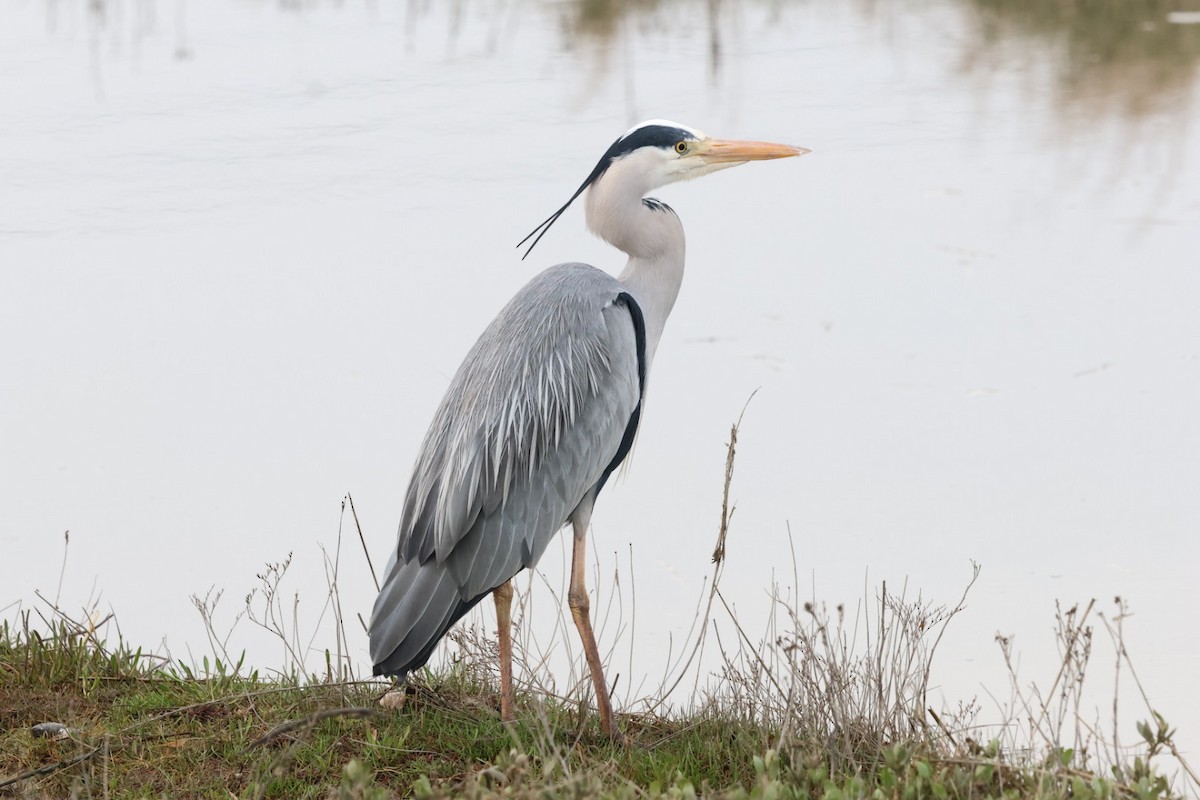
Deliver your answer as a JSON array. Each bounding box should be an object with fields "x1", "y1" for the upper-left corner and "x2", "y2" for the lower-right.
[
  {"x1": 618, "y1": 237, "x2": 684, "y2": 372},
  {"x1": 585, "y1": 181, "x2": 686, "y2": 371}
]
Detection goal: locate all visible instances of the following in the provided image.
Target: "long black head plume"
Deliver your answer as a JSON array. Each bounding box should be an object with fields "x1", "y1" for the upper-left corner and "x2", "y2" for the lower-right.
[
  {"x1": 515, "y1": 157, "x2": 608, "y2": 261},
  {"x1": 516, "y1": 122, "x2": 699, "y2": 260}
]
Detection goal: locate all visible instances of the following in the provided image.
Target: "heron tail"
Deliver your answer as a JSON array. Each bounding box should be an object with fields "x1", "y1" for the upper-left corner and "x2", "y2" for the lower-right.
[{"x1": 368, "y1": 557, "x2": 484, "y2": 679}]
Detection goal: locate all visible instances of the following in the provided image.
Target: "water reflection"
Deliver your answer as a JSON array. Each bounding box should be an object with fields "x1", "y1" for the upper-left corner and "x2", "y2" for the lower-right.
[
  {"x1": 559, "y1": 0, "x2": 1200, "y2": 128},
  {"x1": 567, "y1": 0, "x2": 726, "y2": 81},
  {"x1": 65, "y1": 0, "x2": 1200, "y2": 125},
  {"x1": 958, "y1": 0, "x2": 1200, "y2": 118},
  {"x1": 469, "y1": 0, "x2": 1199, "y2": 130}
]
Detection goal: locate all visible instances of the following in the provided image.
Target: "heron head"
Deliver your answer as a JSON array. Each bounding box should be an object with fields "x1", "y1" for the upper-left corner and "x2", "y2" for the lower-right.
[
  {"x1": 607, "y1": 120, "x2": 810, "y2": 187},
  {"x1": 518, "y1": 119, "x2": 808, "y2": 258}
]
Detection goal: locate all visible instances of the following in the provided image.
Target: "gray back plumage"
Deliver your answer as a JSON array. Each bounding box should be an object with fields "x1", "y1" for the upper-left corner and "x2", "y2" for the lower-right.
[{"x1": 369, "y1": 263, "x2": 644, "y2": 676}]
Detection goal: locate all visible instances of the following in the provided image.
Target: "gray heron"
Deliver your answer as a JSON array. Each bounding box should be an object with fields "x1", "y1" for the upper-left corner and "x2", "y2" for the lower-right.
[{"x1": 369, "y1": 120, "x2": 807, "y2": 738}]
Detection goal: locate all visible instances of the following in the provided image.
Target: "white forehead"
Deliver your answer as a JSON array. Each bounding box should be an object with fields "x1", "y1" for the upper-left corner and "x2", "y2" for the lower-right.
[{"x1": 620, "y1": 119, "x2": 707, "y2": 141}]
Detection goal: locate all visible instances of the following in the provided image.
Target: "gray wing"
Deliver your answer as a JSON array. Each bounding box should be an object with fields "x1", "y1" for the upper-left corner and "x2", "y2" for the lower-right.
[{"x1": 369, "y1": 262, "x2": 643, "y2": 676}]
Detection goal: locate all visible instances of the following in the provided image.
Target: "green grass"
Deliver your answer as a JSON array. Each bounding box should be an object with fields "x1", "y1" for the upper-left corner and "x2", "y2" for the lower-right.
[
  {"x1": 0, "y1": 616, "x2": 774, "y2": 798},
  {"x1": 4, "y1": 434, "x2": 1193, "y2": 798},
  {"x1": 0, "y1": 612, "x2": 1188, "y2": 800}
]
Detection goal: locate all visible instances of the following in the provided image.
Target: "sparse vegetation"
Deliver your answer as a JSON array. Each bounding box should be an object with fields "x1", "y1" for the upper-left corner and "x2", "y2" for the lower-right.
[
  {"x1": 0, "y1": 605, "x2": 1191, "y2": 799},
  {"x1": 3, "y1": 423, "x2": 1194, "y2": 798}
]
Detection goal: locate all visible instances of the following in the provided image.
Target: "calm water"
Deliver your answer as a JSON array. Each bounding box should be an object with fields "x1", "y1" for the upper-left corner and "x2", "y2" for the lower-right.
[{"x1": 2, "y1": 0, "x2": 1198, "y2": 773}]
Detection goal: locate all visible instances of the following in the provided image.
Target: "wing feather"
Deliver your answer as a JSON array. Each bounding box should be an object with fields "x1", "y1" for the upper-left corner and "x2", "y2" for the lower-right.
[{"x1": 369, "y1": 263, "x2": 644, "y2": 675}]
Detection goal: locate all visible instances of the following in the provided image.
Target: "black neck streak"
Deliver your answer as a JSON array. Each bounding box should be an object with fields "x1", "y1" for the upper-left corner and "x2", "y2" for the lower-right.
[
  {"x1": 594, "y1": 291, "x2": 647, "y2": 496},
  {"x1": 641, "y1": 197, "x2": 674, "y2": 214}
]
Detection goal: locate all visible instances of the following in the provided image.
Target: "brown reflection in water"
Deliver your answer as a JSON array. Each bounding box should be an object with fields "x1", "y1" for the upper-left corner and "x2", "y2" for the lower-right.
[
  {"x1": 957, "y1": 0, "x2": 1200, "y2": 119},
  {"x1": 571, "y1": 0, "x2": 638, "y2": 39},
  {"x1": 559, "y1": 0, "x2": 726, "y2": 83},
  {"x1": 66, "y1": 0, "x2": 1200, "y2": 126},
  {"x1": 558, "y1": 0, "x2": 1200, "y2": 123}
]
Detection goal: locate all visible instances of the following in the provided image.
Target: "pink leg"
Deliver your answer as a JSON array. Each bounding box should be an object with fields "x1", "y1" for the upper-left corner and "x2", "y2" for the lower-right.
[
  {"x1": 568, "y1": 514, "x2": 622, "y2": 741},
  {"x1": 493, "y1": 580, "x2": 515, "y2": 722}
]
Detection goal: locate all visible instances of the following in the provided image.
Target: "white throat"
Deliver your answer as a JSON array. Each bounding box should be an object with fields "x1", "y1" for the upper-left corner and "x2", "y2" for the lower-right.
[{"x1": 584, "y1": 156, "x2": 687, "y2": 372}]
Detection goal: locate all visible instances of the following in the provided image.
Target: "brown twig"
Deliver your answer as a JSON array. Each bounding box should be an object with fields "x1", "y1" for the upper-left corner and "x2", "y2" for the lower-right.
[
  {"x1": 0, "y1": 746, "x2": 101, "y2": 790},
  {"x1": 644, "y1": 391, "x2": 756, "y2": 715},
  {"x1": 246, "y1": 707, "x2": 377, "y2": 750},
  {"x1": 928, "y1": 707, "x2": 958, "y2": 747},
  {"x1": 1044, "y1": 598, "x2": 1095, "y2": 703},
  {"x1": 348, "y1": 492, "x2": 379, "y2": 593}
]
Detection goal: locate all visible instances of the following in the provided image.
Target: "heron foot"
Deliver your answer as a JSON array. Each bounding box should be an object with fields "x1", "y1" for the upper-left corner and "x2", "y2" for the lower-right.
[{"x1": 379, "y1": 687, "x2": 408, "y2": 711}]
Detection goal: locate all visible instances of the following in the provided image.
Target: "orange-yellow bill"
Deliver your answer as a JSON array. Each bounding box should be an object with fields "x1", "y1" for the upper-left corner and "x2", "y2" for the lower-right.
[{"x1": 698, "y1": 138, "x2": 811, "y2": 164}]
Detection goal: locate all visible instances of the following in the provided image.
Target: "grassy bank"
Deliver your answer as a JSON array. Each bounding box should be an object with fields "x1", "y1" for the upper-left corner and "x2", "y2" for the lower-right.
[
  {"x1": 0, "y1": 619, "x2": 1184, "y2": 800},
  {"x1": 1, "y1": 595, "x2": 1191, "y2": 799},
  {"x1": 3, "y1": 428, "x2": 1194, "y2": 798},
  {"x1": 1, "y1": 603, "x2": 791, "y2": 797}
]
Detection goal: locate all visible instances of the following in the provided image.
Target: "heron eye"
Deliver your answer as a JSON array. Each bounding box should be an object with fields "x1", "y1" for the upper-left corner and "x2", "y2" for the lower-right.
[{"x1": 674, "y1": 141, "x2": 688, "y2": 155}]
